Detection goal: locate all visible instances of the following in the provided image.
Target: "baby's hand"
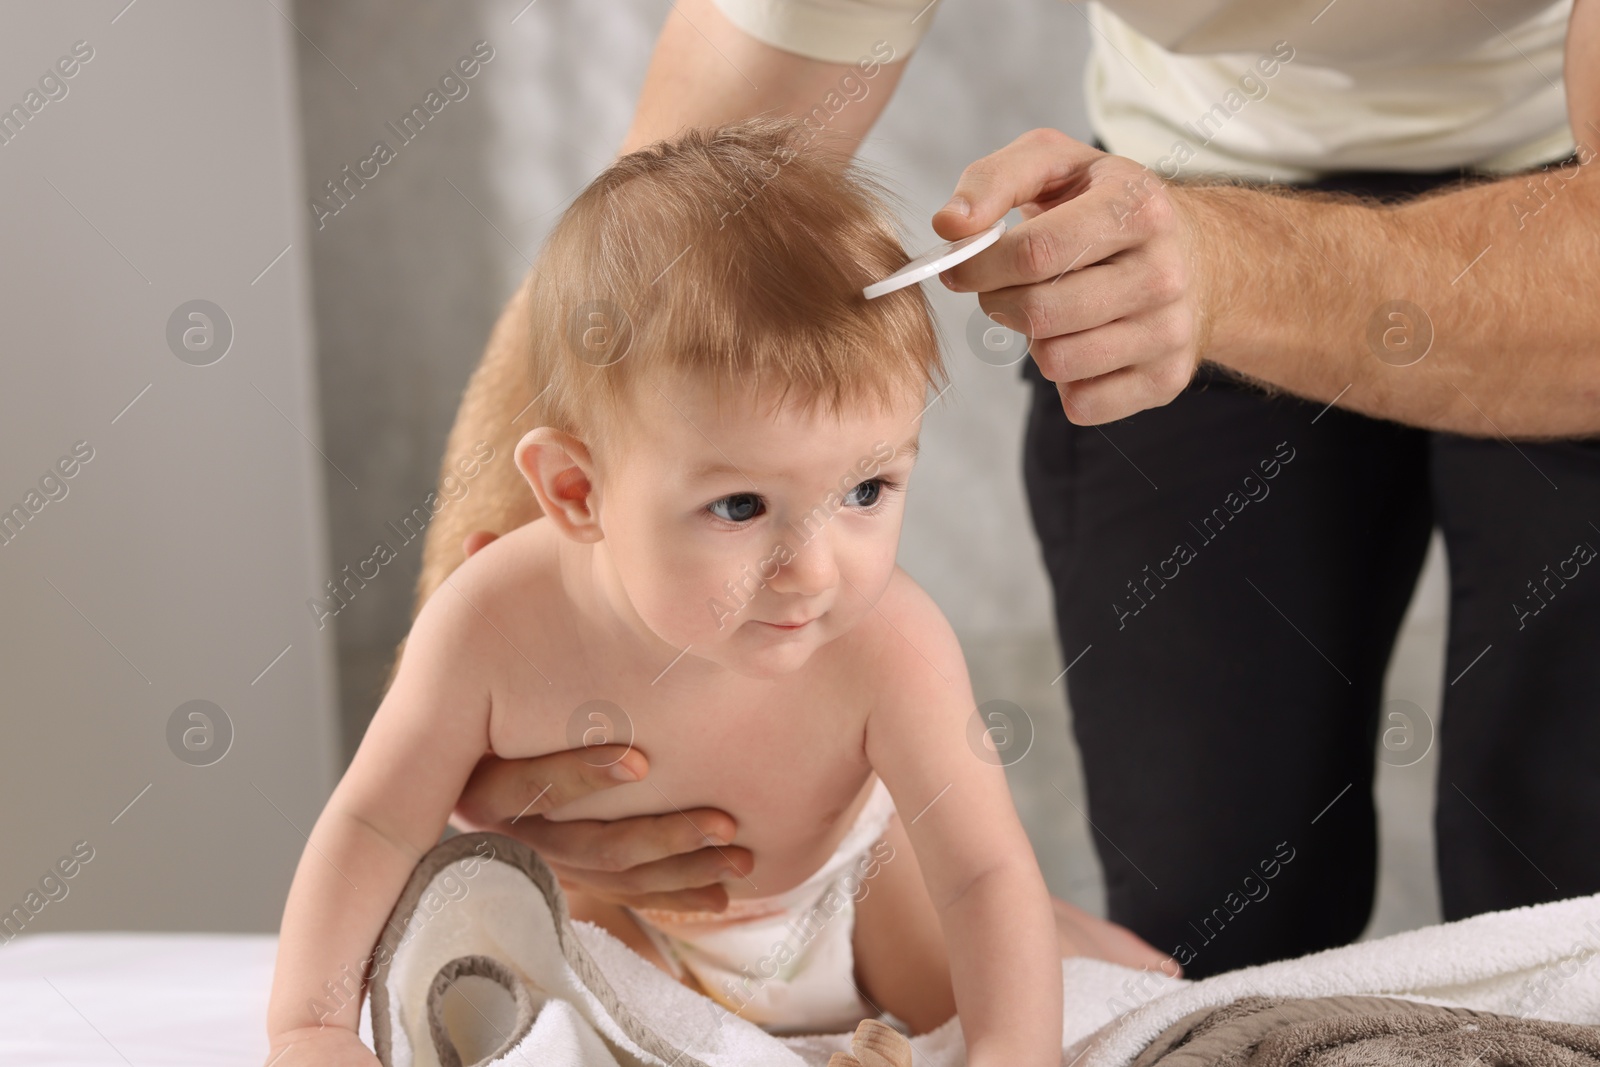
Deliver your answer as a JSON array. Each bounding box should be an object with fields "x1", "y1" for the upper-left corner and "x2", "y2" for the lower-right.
[{"x1": 265, "y1": 1025, "x2": 381, "y2": 1067}]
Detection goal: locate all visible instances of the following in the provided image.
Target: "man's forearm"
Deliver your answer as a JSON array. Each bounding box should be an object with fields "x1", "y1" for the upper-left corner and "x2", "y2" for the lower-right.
[
  {"x1": 1180, "y1": 141, "x2": 1600, "y2": 438},
  {"x1": 619, "y1": 0, "x2": 904, "y2": 160}
]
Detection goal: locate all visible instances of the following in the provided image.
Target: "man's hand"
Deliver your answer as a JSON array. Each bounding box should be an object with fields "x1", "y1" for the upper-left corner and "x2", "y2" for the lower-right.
[
  {"x1": 451, "y1": 747, "x2": 753, "y2": 911},
  {"x1": 446, "y1": 532, "x2": 753, "y2": 912},
  {"x1": 932, "y1": 128, "x2": 1206, "y2": 426}
]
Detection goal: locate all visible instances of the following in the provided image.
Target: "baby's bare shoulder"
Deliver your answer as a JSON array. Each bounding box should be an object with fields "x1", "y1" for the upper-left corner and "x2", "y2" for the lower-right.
[
  {"x1": 425, "y1": 520, "x2": 562, "y2": 614},
  {"x1": 408, "y1": 521, "x2": 567, "y2": 665},
  {"x1": 840, "y1": 567, "x2": 968, "y2": 688}
]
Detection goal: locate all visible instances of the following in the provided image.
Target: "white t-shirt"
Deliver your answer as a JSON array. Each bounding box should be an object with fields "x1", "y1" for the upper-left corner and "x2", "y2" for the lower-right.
[{"x1": 705, "y1": 0, "x2": 1577, "y2": 181}]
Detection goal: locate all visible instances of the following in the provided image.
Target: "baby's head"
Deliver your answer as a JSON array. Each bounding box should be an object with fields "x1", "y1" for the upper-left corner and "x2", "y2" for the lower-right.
[{"x1": 516, "y1": 117, "x2": 944, "y2": 677}]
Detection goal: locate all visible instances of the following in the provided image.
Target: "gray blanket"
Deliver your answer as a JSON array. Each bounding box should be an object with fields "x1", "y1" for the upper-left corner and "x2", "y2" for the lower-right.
[{"x1": 1129, "y1": 994, "x2": 1600, "y2": 1067}]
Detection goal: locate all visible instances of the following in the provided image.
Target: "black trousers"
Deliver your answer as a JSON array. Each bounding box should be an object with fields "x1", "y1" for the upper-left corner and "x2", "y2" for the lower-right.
[{"x1": 1021, "y1": 159, "x2": 1600, "y2": 979}]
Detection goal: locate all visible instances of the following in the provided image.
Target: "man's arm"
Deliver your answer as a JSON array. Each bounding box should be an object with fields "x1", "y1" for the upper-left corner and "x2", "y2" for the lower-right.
[
  {"x1": 411, "y1": 0, "x2": 908, "y2": 623},
  {"x1": 621, "y1": 0, "x2": 908, "y2": 159},
  {"x1": 1184, "y1": 0, "x2": 1600, "y2": 439},
  {"x1": 935, "y1": 0, "x2": 1600, "y2": 437}
]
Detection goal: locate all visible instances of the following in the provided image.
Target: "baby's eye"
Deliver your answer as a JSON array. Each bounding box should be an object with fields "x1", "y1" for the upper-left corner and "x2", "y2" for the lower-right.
[
  {"x1": 845, "y1": 479, "x2": 888, "y2": 508},
  {"x1": 707, "y1": 493, "x2": 765, "y2": 523}
]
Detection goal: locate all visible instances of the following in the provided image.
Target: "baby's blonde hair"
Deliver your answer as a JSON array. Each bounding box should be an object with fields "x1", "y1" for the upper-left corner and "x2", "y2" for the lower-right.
[{"x1": 524, "y1": 117, "x2": 945, "y2": 444}]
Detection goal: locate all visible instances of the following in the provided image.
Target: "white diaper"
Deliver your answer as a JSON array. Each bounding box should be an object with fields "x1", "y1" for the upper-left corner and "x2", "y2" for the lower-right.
[{"x1": 625, "y1": 778, "x2": 898, "y2": 1035}]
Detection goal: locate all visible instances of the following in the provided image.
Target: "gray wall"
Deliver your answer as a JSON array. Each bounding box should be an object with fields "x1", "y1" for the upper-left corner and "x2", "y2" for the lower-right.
[
  {"x1": 290, "y1": 2, "x2": 506, "y2": 758},
  {"x1": 0, "y1": 2, "x2": 338, "y2": 934}
]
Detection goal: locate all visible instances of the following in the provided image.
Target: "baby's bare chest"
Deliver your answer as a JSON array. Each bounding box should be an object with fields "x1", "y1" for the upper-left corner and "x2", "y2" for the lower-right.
[{"x1": 487, "y1": 670, "x2": 879, "y2": 897}]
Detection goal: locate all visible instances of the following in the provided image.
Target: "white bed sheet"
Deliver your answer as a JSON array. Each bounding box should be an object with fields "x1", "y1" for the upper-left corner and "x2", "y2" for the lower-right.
[
  {"x1": 0, "y1": 933, "x2": 321, "y2": 1067},
  {"x1": 5, "y1": 892, "x2": 1597, "y2": 1067}
]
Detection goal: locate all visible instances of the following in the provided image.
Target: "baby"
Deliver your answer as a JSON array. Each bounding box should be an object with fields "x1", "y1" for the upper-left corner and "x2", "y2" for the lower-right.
[{"x1": 265, "y1": 117, "x2": 1061, "y2": 1067}]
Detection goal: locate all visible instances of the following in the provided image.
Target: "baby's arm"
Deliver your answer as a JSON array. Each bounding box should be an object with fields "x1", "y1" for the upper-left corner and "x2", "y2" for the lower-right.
[
  {"x1": 265, "y1": 581, "x2": 499, "y2": 1064},
  {"x1": 862, "y1": 575, "x2": 1062, "y2": 1067}
]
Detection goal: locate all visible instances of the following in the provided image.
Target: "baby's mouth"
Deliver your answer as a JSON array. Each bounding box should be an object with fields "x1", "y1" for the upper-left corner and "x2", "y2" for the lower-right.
[{"x1": 757, "y1": 617, "x2": 816, "y2": 631}]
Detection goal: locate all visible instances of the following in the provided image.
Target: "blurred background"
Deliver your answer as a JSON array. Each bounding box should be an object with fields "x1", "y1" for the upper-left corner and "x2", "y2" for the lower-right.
[{"x1": 0, "y1": 0, "x2": 1446, "y2": 941}]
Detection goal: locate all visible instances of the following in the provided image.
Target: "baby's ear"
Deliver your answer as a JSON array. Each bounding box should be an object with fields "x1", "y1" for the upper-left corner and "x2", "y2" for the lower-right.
[{"x1": 515, "y1": 428, "x2": 603, "y2": 542}]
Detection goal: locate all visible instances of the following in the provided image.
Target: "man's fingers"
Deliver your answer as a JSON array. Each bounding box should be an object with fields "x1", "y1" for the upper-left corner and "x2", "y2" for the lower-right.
[
  {"x1": 945, "y1": 164, "x2": 1168, "y2": 294},
  {"x1": 544, "y1": 841, "x2": 753, "y2": 897},
  {"x1": 585, "y1": 883, "x2": 733, "y2": 914},
  {"x1": 517, "y1": 807, "x2": 743, "y2": 871},
  {"x1": 1049, "y1": 896, "x2": 1181, "y2": 976},
  {"x1": 450, "y1": 752, "x2": 757, "y2": 908},
  {"x1": 978, "y1": 254, "x2": 1177, "y2": 349},
  {"x1": 1027, "y1": 298, "x2": 1196, "y2": 386},
  {"x1": 553, "y1": 868, "x2": 732, "y2": 914},
  {"x1": 454, "y1": 746, "x2": 649, "y2": 827},
  {"x1": 1029, "y1": 320, "x2": 1147, "y2": 385},
  {"x1": 933, "y1": 127, "x2": 1102, "y2": 242},
  {"x1": 461, "y1": 530, "x2": 499, "y2": 557},
  {"x1": 1055, "y1": 355, "x2": 1194, "y2": 426}
]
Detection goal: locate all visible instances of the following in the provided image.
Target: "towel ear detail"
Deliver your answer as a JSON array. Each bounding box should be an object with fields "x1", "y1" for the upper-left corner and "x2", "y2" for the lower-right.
[{"x1": 425, "y1": 954, "x2": 538, "y2": 1067}]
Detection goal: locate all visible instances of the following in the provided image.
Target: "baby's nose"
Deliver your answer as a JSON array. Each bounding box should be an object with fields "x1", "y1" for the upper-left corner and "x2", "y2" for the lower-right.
[{"x1": 773, "y1": 531, "x2": 838, "y2": 596}]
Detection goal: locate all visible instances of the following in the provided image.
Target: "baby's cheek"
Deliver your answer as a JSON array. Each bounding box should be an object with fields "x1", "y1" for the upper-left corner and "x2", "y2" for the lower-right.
[
  {"x1": 840, "y1": 555, "x2": 897, "y2": 619},
  {"x1": 847, "y1": 539, "x2": 900, "y2": 591},
  {"x1": 648, "y1": 565, "x2": 731, "y2": 642}
]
